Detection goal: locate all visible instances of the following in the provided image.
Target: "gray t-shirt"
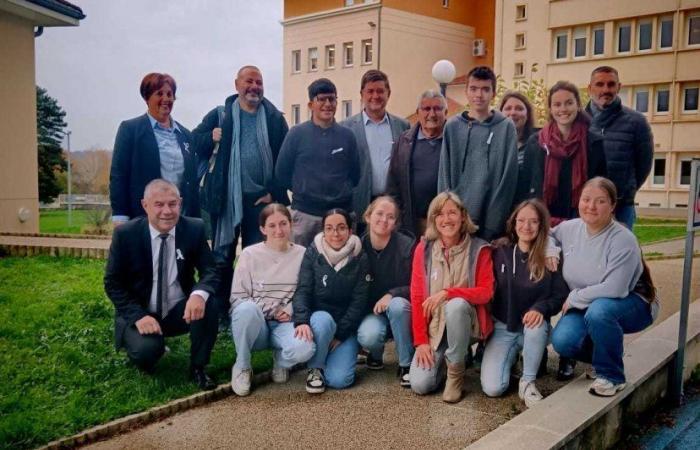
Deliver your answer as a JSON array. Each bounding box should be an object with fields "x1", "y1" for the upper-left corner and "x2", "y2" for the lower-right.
[
  {"x1": 551, "y1": 218, "x2": 642, "y2": 309},
  {"x1": 240, "y1": 110, "x2": 265, "y2": 194}
]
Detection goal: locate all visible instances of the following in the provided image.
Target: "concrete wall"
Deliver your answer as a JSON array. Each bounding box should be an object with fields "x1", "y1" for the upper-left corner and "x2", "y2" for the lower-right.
[{"x1": 0, "y1": 11, "x2": 39, "y2": 233}]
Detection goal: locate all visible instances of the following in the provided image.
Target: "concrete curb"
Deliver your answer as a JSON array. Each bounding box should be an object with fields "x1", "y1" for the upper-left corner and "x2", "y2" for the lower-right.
[
  {"x1": 39, "y1": 371, "x2": 272, "y2": 449},
  {"x1": 467, "y1": 301, "x2": 700, "y2": 450}
]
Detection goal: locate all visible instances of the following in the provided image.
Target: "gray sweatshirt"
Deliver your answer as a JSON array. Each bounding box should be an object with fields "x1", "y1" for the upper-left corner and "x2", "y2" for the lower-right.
[
  {"x1": 551, "y1": 219, "x2": 642, "y2": 310},
  {"x1": 437, "y1": 110, "x2": 518, "y2": 240}
]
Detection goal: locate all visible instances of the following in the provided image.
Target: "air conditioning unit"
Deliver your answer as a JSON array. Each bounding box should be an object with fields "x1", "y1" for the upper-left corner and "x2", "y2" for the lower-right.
[{"x1": 472, "y1": 39, "x2": 486, "y2": 57}]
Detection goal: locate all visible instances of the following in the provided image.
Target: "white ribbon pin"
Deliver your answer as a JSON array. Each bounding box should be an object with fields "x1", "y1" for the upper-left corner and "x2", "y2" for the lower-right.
[
  {"x1": 176, "y1": 249, "x2": 184, "y2": 260},
  {"x1": 322, "y1": 274, "x2": 328, "y2": 287}
]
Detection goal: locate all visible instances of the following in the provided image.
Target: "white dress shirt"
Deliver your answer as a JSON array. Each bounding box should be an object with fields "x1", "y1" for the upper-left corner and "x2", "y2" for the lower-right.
[{"x1": 148, "y1": 224, "x2": 209, "y2": 317}]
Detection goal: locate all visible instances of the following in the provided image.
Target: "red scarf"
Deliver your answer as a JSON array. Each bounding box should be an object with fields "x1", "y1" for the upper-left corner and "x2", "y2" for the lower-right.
[{"x1": 538, "y1": 115, "x2": 589, "y2": 209}]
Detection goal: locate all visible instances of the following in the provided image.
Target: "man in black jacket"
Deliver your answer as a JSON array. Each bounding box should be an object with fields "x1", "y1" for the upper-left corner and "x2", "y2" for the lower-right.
[
  {"x1": 586, "y1": 66, "x2": 653, "y2": 229},
  {"x1": 104, "y1": 179, "x2": 219, "y2": 389},
  {"x1": 193, "y1": 65, "x2": 289, "y2": 313}
]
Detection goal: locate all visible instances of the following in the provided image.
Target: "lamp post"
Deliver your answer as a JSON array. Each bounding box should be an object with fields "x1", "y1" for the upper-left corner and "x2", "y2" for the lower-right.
[
  {"x1": 64, "y1": 130, "x2": 72, "y2": 227},
  {"x1": 432, "y1": 59, "x2": 456, "y2": 97}
]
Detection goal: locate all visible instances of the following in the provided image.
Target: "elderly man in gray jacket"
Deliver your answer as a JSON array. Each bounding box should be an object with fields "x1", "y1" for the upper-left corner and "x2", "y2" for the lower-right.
[{"x1": 341, "y1": 70, "x2": 409, "y2": 226}]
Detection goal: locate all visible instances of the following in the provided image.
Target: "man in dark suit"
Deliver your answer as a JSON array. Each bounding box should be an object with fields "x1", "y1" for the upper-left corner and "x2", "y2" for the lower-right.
[{"x1": 104, "y1": 179, "x2": 219, "y2": 389}]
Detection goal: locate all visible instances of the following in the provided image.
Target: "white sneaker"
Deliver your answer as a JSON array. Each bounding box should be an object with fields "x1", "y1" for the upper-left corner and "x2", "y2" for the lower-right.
[
  {"x1": 585, "y1": 366, "x2": 597, "y2": 380},
  {"x1": 589, "y1": 377, "x2": 625, "y2": 397},
  {"x1": 231, "y1": 366, "x2": 252, "y2": 397},
  {"x1": 272, "y1": 366, "x2": 289, "y2": 383},
  {"x1": 518, "y1": 379, "x2": 543, "y2": 408}
]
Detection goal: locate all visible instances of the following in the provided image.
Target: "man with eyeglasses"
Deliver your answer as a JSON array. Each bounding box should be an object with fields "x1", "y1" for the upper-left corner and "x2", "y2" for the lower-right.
[
  {"x1": 275, "y1": 78, "x2": 361, "y2": 247},
  {"x1": 386, "y1": 90, "x2": 448, "y2": 236},
  {"x1": 341, "y1": 70, "x2": 409, "y2": 232}
]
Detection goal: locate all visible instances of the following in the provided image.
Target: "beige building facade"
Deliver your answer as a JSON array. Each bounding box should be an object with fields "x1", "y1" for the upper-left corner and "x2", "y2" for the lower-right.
[
  {"x1": 495, "y1": 0, "x2": 700, "y2": 211},
  {"x1": 0, "y1": 0, "x2": 83, "y2": 233},
  {"x1": 282, "y1": 0, "x2": 495, "y2": 124}
]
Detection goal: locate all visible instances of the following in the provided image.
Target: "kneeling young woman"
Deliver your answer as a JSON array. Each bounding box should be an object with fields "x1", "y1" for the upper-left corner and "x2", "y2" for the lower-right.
[
  {"x1": 293, "y1": 209, "x2": 370, "y2": 394},
  {"x1": 480, "y1": 199, "x2": 568, "y2": 407},
  {"x1": 410, "y1": 192, "x2": 495, "y2": 403}
]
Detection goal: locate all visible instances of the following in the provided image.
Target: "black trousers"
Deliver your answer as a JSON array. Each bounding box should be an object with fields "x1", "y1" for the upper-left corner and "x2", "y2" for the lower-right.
[{"x1": 122, "y1": 297, "x2": 219, "y2": 371}]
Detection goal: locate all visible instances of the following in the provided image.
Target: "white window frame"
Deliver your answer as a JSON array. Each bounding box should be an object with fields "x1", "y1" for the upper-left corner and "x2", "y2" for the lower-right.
[
  {"x1": 658, "y1": 15, "x2": 674, "y2": 49},
  {"x1": 687, "y1": 11, "x2": 700, "y2": 46},
  {"x1": 515, "y1": 4, "x2": 527, "y2": 21},
  {"x1": 682, "y1": 84, "x2": 699, "y2": 113},
  {"x1": 655, "y1": 86, "x2": 670, "y2": 114},
  {"x1": 342, "y1": 100, "x2": 352, "y2": 119},
  {"x1": 442, "y1": 0, "x2": 449, "y2": 8},
  {"x1": 633, "y1": 87, "x2": 650, "y2": 114},
  {"x1": 592, "y1": 25, "x2": 605, "y2": 56},
  {"x1": 554, "y1": 31, "x2": 568, "y2": 60},
  {"x1": 361, "y1": 39, "x2": 373, "y2": 65},
  {"x1": 343, "y1": 42, "x2": 354, "y2": 67},
  {"x1": 678, "y1": 158, "x2": 693, "y2": 187},
  {"x1": 637, "y1": 19, "x2": 653, "y2": 52},
  {"x1": 652, "y1": 157, "x2": 666, "y2": 187},
  {"x1": 308, "y1": 47, "x2": 319, "y2": 72},
  {"x1": 573, "y1": 27, "x2": 587, "y2": 58},
  {"x1": 291, "y1": 50, "x2": 301, "y2": 73},
  {"x1": 291, "y1": 104, "x2": 300, "y2": 125},
  {"x1": 326, "y1": 45, "x2": 336, "y2": 70},
  {"x1": 618, "y1": 87, "x2": 631, "y2": 107},
  {"x1": 514, "y1": 62, "x2": 525, "y2": 78},
  {"x1": 515, "y1": 32, "x2": 526, "y2": 50},
  {"x1": 617, "y1": 21, "x2": 632, "y2": 54}
]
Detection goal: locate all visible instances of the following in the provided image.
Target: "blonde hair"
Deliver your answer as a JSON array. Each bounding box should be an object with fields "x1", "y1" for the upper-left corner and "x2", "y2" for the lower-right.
[
  {"x1": 363, "y1": 195, "x2": 400, "y2": 225},
  {"x1": 424, "y1": 191, "x2": 478, "y2": 241},
  {"x1": 505, "y1": 199, "x2": 550, "y2": 282}
]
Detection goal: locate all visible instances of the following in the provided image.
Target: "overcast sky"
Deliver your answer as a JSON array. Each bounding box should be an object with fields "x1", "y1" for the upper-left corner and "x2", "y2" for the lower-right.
[{"x1": 36, "y1": 0, "x2": 284, "y2": 152}]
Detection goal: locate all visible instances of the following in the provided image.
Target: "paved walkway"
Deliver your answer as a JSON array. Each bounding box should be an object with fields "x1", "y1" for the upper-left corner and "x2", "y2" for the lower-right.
[
  {"x1": 83, "y1": 258, "x2": 699, "y2": 450},
  {"x1": 642, "y1": 235, "x2": 700, "y2": 256}
]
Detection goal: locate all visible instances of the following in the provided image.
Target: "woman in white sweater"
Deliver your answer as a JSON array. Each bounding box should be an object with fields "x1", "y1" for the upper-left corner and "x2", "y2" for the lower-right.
[
  {"x1": 228, "y1": 203, "x2": 315, "y2": 396},
  {"x1": 550, "y1": 177, "x2": 658, "y2": 397}
]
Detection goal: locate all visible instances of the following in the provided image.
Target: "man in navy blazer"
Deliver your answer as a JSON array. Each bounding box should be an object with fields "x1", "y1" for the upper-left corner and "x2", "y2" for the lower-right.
[
  {"x1": 104, "y1": 179, "x2": 219, "y2": 389},
  {"x1": 110, "y1": 73, "x2": 199, "y2": 224}
]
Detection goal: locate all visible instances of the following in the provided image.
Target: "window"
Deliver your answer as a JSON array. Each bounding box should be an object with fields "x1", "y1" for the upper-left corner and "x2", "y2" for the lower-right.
[
  {"x1": 362, "y1": 39, "x2": 373, "y2": 64},
  {"x1": 515, "y1": 33, "x2": 526, "y2": 49},
  {"x1": 634, "y1": 88, "x2": 649, "y2": 113},
  {"x1": 684, "y1": 86, "x2": 699, "y2": 112},
  {"x1": 680, "y1": 159, "x2": 692, "y2": 185},
  {"x1": 342, "y1": 100, "x2": 352, "y2": 119},
  {"x1": 308, "y1": 47, "x2": 318, "y2": 71},
  {"x1": 343, "y1": 42, "x2": 354, "y2": 66},
  {"x1": 652, "y1": 158, "x2": 666, "y2": 186},
  {"x1": 291, "y1": 104, "x2": 300, "y2": 125},
  {"x1": 573, "y1": 28, "x2": 586, "y2": 57},
  {"x1": 555, "y1": 32, "x2": 568, "y2": 59},
  {"x1": 344, "y1": 0, "x2": 354, "y2": 6},
  {"x1": 618, "y1": 22, "x2": 631, "y2": 52},
  {"x1": 514, "y1": 62, "x2": 524, "y2": 78},
  {"x1": 516, "y1": 4, "x2": 527, "y2": 21},
  {"x1": 307, "y1": 107, "x2": 312, "y2": 120},
  {"x1": 656, "y1": 87, "x2": 670, "y2": 113},
  {"x1": 619, "y1": 87, "x2": 631, "y2": 106},
  {"x1": 442, "y1": 0, "x2": 449, "y2": 8},
  {"x1": 593, "y1": 26, "x2": 605, "y2": 55},
  {"x1": 688, "y1": 13, "x2": 700, "y2": 45},
  {"x1": 638, "y1": 20, "x2": 653, "y2": 51},
  {"x1": 659, "y1": 16, "x2": 673, "y2": 48},
  {"x1": 291, "y1": 50, "x2": 301, "y2": 73},
  {"x1": 326, "y1": 45, "x2": 335, "y2": 69}
]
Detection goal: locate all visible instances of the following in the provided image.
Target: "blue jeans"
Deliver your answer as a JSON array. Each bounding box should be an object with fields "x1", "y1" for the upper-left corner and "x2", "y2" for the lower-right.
[
  {"x1": 615, "y1": 204, "x2": 636, "y2": 230},
  {"x1": 357, "y1": 297, "x2": 414, "y2": 367},
  {"x1": 551, "y1": 294, "x2": 652, "y2": 384},
  {"x1": 230, "y1": 302, "x2": 315, "y2": 370},
  {"x1": 480, "y1": 320, "x2": 549, "y2": 397},
  {"x1": 307, "y1": 310, "x2": 360, "y2": 389}
]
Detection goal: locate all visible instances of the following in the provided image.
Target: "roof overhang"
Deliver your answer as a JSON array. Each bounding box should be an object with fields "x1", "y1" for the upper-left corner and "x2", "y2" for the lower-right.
[
  {"x1": 281, "y1": 1, "x2": 380, "y2": 26},
  {"x1": 0, "y1": 0, "x2": 83, "y2": 26}
]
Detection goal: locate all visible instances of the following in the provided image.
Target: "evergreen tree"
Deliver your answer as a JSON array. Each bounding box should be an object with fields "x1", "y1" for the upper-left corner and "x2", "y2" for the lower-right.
[{"x1": 36, "y1": 86, "x2": 68, "y2": 203}]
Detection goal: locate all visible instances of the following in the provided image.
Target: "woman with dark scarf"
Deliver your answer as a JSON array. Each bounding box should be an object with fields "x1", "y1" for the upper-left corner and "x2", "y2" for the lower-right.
[{"x1": 522, "y1": 81, "x2": 607, "y2": 226}]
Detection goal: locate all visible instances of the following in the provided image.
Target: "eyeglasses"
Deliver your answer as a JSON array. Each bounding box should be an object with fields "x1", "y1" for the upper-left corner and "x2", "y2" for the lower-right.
[
  {"x1": 323, "y1": 224, "x2": 349, "y2": 234},
  {"x1": 314, "y1": 95, "x2": 338, "y2": 105},
  {"x1": 419, "y1": 106, "x2": 445, "y2": 113}
]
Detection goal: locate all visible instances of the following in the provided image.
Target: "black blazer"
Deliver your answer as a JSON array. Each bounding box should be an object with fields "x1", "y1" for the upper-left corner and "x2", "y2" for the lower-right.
[
  {"x1": 104, "y1": 216, "x2": 218, "y2": 348},
  {"x1": 109, "y1": 113, "x2": 200, "y2": 219}
]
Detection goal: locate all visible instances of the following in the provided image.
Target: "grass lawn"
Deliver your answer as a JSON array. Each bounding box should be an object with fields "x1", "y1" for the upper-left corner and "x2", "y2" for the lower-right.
[
  {"x1": 634, "y1": 225, "x2": 688, "y2": 245},
  {"x1": 0, "y1": 256, "x2": 270, "y2": 449},
  {"x1": 39, "y1": 209, "x2": 92, "y2": 234}
]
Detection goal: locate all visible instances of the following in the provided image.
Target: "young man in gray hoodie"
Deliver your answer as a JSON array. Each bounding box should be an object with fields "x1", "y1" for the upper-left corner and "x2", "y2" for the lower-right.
[{"x1": 438, "y1": 66, "x2": 518, "y2": 241}]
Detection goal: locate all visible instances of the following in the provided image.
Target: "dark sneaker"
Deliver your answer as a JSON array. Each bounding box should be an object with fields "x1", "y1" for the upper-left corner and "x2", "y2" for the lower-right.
[
  {"x1": 366, "y1": 355, "x2": 384, "y2": 370},
  {"x1": 190, "y1": 366, "x2": 217, "y2": 391},
  {"x1": 556, "y1": 357, "x2": 577, "y2": 381},
  {"x1": 306, "y1": 368, "x2": 326, "y2": 394},
  {"x1": 398, "y1": 366, "x2": 411, "y2": 388}
]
